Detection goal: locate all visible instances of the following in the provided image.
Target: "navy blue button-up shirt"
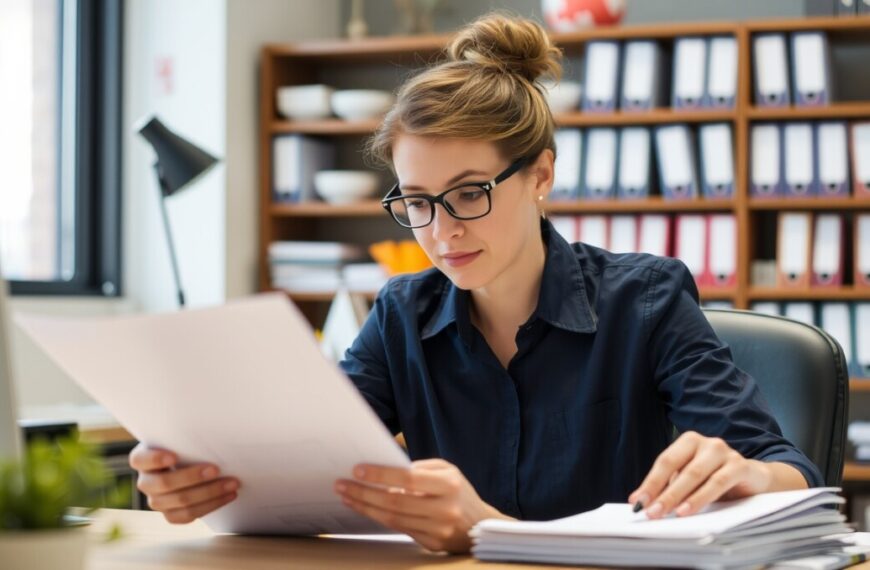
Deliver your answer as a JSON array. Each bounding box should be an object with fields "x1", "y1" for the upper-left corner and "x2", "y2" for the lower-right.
[{"x1": 339, "y1": 219, "x2": 822, "y2": 521}]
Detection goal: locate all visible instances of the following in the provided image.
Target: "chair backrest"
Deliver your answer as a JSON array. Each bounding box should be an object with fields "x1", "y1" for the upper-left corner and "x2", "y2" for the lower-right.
[{"x1": 703, "y1": 309, "x2": 849, "y2": 486}]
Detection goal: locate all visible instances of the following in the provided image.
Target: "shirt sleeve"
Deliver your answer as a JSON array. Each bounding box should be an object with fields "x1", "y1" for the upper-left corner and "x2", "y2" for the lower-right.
[
  {"x1": 643, "y1": 257, "x2": 824, "y2": 488},
  {"x1": 338, "y1": 288, "x2": 401, "y2": 436}
]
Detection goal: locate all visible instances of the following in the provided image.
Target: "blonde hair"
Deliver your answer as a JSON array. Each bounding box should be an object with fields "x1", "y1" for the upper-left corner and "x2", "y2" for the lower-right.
[{"x1": 367, "y1": 13, "x2": 562, "y2": 171}]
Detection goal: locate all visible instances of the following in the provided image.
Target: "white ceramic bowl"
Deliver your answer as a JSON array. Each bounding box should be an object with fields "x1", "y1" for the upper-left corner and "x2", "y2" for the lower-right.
[
  {"x1": 330, "y1": 89, "x2": 395, "y2": 120},
  {"x1": 276, "y1": 84, "x2": 334, "y2": 120},
  {"x1": 314, "y1": 170, "x2": 380, "y2": 204},
  {"x1": 543, "y1": 80, "x2": 583, "y2": 114}
]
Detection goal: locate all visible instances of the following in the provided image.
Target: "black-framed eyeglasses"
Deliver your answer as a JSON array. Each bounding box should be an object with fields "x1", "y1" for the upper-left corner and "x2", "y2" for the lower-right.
[{"x1": 381, "y1": 157, "x2": 529, "y2": 229}]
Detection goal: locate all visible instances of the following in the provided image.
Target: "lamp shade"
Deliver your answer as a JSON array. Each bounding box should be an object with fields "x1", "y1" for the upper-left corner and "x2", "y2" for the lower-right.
[{"x1": 137, "y1": 116, "x2": 219, "y2": 196}]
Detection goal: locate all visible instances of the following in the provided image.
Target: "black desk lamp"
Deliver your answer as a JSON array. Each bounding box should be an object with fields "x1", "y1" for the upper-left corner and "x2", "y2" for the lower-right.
[{"x1": 136, "y1": 116, "x2": 219, "y2": 307}]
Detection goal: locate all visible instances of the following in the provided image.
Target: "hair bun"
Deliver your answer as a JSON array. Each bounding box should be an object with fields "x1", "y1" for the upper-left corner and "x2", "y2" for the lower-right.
[{"x1": 447, "y1": 13, "x2": 563, "y2": 83}]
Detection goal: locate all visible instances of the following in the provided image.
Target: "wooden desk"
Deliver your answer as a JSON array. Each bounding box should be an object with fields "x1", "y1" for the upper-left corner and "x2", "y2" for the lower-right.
[{"x1": 86, "y1": 509, "x2": 571, "y2": 569}]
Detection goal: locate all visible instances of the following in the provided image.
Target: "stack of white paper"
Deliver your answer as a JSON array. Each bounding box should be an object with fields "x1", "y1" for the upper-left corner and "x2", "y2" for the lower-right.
[{"x1": 472, "y1": 488, "x2": 851, "y2": 569}]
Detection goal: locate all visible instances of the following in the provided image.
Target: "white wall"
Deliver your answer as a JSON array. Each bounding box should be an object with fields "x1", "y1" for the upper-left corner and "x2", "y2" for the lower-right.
[{"x1": 12, "y1": 0, "x2": 339, "y2": 412}]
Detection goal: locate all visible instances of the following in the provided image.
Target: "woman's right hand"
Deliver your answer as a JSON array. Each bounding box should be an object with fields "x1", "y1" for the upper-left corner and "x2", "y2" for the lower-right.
[{"x1": 129, "y1": 443, "x2": 241, "y2": 524}]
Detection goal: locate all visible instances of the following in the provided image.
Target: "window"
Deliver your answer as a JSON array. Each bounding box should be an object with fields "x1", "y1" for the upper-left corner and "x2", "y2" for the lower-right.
[{"x1": 0, "y1": 0, "x2": 122, "y2": 296}]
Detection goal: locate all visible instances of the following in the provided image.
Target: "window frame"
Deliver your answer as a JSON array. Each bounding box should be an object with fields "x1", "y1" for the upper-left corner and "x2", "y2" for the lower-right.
[{"x1": 9, "y1": 0, "x2": 123, "y2": 297}]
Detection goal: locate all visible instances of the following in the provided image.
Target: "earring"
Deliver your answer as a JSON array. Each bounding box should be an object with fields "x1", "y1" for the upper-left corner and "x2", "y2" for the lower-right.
[{"x1": 537, "y1": 195, "x2": 544, "y2": 201}]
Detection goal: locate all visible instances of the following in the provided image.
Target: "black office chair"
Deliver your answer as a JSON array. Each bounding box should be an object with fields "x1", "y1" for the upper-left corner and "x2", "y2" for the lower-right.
[{"x1": 703, "y1": 309, "x2": 849, "y2": 487}]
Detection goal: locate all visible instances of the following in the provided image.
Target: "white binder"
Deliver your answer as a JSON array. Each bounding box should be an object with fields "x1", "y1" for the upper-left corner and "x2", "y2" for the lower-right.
[
  {"x1": 550, "y1": 216, "x2": 578, "y2": 244},
  {"x1": 621, "y1": 41, "x2": 662, "y2": 111},
  {"x1": 856, "y1": 304, "x2": 870, "y2": 378},
  {"x1": 819, "y1": 303, "x2": 853, "y2": 368},
  {"x1": 753, "y1": 34, "x2": 791, "y2": 106},
  {"x1": 617, "y1": 127, "x2": 651, "y2": 199},
  {"x1": 777, "y1": 212, "x2": 812, "y2": 287},
  {"x1": 783, "y1": 302, "x2": 816, "y2": 326},
  {"x1": 552, "y1": 129, "x2": 583, "y2": 200},
  {"x1": 672, "y1": 37, "x2": 707, "y2": 109},
  {"x1": 655, "y1": 125, "x2": 698, "y2": 199},
  {"x1": 853, "y1": 123, "x2": 870, "y2": 198},
  {"x1": 783, "y1": 123, "x2": 816, "y2": 197},
  {"x1": 698, "y1": 123, "x2": 734, "y2": 198},
  {"x1": 705, "y1": 36, "x2": 737, "y2": 108},
  {"x1": 750, "y1": 124, "x2": 782, "y2": 197},
  {"x1": 609, "y1": 215, "x2": 638, "y2": 254},
  {"x1": 811, "y1": 214, "x2": 844, "y2": 287},
  {"x1": 675, "y1": 215, "x2": 707, "y2": 282},
  {"x1": 583, "y1": 41, "x2": 621, "y2": 112},
  {"x1": 637, "y1": 215, "x2": 670, "y2": 257},
  {"x1": 578, "y1": 216, "x2": 609, "y2": 250},
  {"x1": 816, "y1": 122, "x2": 850, "y2": 198},
  {"x1": 750, "y1": 302, "x2": 781, "y2": 316},
  {"x1": 584, "y1": 128, "x2": 618, "y2": 199},
  {"x1": 856, "y1": 214, "x2": 870, "y2": 288},
  {"x1": 790, "y1": 32, "x2": 832, "y2": 106},
  {"x1": 707, "y1": 214, "x2": 737, "y2": 287}
]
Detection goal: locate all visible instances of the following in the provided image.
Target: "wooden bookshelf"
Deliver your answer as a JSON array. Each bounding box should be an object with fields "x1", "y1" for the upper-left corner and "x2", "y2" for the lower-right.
[{"x1": 259, "y1": 15, "x2": 870, "y2": 317}]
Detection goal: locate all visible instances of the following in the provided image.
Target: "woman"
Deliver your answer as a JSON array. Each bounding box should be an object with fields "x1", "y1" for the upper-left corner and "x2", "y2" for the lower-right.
[{"x1": 129, "y1": 13, "x2": 820, "y2": 555}]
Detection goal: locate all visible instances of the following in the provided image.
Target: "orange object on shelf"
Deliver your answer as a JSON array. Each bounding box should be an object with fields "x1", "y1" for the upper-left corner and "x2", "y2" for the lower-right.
[{"x1": 369, "y1": 240, "x2": 433, "y2": 276}]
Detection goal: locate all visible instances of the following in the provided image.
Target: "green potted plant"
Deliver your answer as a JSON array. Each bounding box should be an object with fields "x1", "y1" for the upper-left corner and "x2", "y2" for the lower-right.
[{"x1": 0, "y1": 434, "x2": 129, "y2": 570}]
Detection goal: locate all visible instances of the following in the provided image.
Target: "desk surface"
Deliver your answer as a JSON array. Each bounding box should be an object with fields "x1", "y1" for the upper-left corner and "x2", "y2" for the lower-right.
[
  {"x1": 87, "y1": 509, "x2": 579, "y2": 569},
  {"x1": 79, "y1": 508, "x2": 870, "y2": 569}
]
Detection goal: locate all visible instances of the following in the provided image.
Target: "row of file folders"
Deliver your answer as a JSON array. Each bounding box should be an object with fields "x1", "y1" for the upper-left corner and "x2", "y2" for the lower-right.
[
  {"x1": 775, "y1": 212, "x2": 870, "y2": 288},
  {"x1": 552, "y1": 124, "x2": 734, "y2": 201},
  {"x1": 550, "y1": 214, "x2": 738, "y2": 288},
  {"x1": 751, "y1": 122, "x2": 870, "y2": 198},
  {"x1": 750, "y1": 302, "x2": 869, "y2": 378},
  {"x1": 581, "y1": 31, "x2": 835, "y2": 112}
]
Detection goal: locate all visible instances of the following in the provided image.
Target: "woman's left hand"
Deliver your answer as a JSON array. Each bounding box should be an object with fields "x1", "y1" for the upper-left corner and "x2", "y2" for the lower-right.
[
  {"x1": 628, "y1": 431, "x2": 807, "y2": 519},
  {"x1": 334, "y1": 458, "x2": 509, "y2": 553}
]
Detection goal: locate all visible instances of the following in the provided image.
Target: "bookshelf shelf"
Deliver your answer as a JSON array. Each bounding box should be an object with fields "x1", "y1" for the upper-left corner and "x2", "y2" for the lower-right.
[
  {"x1": 747, "y1": 287, "x2": 870, "y2": 301},
  {"x1": 746, "y1": 102, "x2": 870, "y2": 121},
  {"x1": 749, "y1": 197, "x2": 870, "y2": 211}
]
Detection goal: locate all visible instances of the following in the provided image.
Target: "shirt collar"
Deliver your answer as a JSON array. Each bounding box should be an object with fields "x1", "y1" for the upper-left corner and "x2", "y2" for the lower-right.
[{"x1": 420, "y1": 218, "x2": 598, "y2": 341}]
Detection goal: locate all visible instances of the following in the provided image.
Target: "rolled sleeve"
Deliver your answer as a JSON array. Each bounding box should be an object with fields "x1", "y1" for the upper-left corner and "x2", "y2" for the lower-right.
[{"x1": 644, "y1": 258, "x2": 824, "y2": 488}]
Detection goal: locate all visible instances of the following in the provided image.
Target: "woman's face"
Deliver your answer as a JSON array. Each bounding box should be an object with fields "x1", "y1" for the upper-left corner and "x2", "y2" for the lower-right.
[{"x1": 391, "y1": 134, "x2": 551, "y2": 291}]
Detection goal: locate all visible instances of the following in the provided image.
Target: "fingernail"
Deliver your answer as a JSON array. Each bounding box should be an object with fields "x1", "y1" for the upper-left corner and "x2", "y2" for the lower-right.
[
  {"x1": 632, "y1": 493, "x2": 649, "y2": 508},
  {"x1": 223, "y1": 480, "x2": 239, "y2": 493},
  {"x1": 646, "y1": 502, "x2": 664, "y2": 518},
  {"x1": 202, "y1": 466, "x2": 218, "y2": 479},
  {"x1": 353, "y1": 466, "x2": 366, "y2": 479},
  {"x1": 676, "y1": 502, "x2": 691, "y2": 516},
  {"x1": 335, "y1": 482, "x2": 347, "y2": 493}
]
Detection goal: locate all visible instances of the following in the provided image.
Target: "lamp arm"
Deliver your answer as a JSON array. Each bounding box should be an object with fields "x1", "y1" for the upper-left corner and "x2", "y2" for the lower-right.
[{"x1": 155, "y1": 169, "x2": 187, "y2": 308}]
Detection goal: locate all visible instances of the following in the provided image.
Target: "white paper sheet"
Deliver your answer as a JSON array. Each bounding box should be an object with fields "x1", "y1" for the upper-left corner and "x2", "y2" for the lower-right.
[{"x1": 16, "y1": 293, "x2": 410, "y2": 536}]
